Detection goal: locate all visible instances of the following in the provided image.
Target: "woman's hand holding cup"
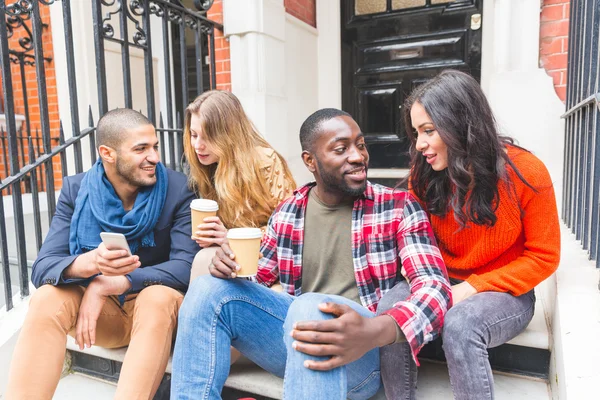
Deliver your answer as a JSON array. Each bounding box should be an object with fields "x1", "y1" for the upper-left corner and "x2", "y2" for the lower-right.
[{"x1": 194, "y1": 216, "x2": 227, "y2": 247}]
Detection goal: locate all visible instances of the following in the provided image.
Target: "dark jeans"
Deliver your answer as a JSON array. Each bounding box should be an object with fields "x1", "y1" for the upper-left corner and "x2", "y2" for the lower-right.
[{"x1": 378, "y1": 282, "x2": 535, "y2": 400}]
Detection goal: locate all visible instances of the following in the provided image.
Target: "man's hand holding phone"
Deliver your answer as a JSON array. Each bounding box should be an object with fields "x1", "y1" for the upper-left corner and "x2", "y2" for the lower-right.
[
  {"x1": 96, "y1": 232, "x2": 140, "y2": 276},
  {"x1": 94, "y1": 242, "x2": 140, "y2": 276}
]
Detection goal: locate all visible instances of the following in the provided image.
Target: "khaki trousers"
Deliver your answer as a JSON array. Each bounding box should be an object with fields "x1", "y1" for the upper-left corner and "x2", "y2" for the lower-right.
[{"x1": 5, "y1": 284, "x2": 183, "y2": 400}]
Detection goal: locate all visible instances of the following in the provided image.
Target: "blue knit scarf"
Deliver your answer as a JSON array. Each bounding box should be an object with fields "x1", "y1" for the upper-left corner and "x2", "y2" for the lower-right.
[{"x1": 69, "y1": 159, "x2": 168, "y2": 255}]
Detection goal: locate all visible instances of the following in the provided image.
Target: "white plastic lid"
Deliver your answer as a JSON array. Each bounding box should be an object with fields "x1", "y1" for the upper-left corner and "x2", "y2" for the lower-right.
[
  {"x1": 227, "y1": 228, "x2": 262, "y2": 239},
  {"x1": 190, "y1": 199, "x2": 219, "y2": 212}
]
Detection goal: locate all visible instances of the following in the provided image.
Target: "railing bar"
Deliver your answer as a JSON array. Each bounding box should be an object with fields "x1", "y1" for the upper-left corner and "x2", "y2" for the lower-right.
[
  {"x1": 103, "y1": 36, "x2": 148, "y2": 49},
  {"x1": 18, "y1": 57, "x2": 31, "y2": 138},
  {"x1": 28, "y1": 137, "x2": 43, "y2": 252},
  {"x1": 194, "y1": 26, "x2": 204, "y2": 95},
  {"x1": 0, "y1": 190, "x2": 13, "y2": 310},
  {"x1": 574, "y1": 110, "x2": 584, "y2": 239},
  {"x1": 32, "y1": 0, "x2": 56, "y2": 219},
  {"x1": 563, "y1": 116, "x2": 573, "y2": 223},
  {"x1": 11, "y1": 182, "x2": 29, "y2": 296},
  {"x1": 142, "y1": 1, "x2": 156, "y2": 125},
  {"x1": 590, "y1": 107, "x2": 600, "y2": 259},
  {"x1": 176, "y1": 112, "x2": 184, "y2": 172},
  {"x1": 209, "y1": 27, "x2": 216, "y2": 89},
  {"x1": 18, "y1": 130, "x2": 25, "y2": 171},
  {"x1": 0, "y1": 128, "x2": 96, "y2": 191},
  {"x1": 120, "y1": 0, "x2": 133, "y2": 109},
  {"x1": 59, "y1": 124, "x2": 68, "y2": 179},
  {"x1": 179, "y1": 17, "x2": 189, "y2": 113},
  {"x1": 149, "y1": 0, "x2": 223, "y2": 30},
  {"x1": 62, "y1": 0, "x2": 83, "y2": 174},
  {"x1": 582, "y1": 107, "x2": 591, "y2": 249},
  {"x1": 0, "y1": 0, "x2": 29, "y2": 297},
  {"x1": 1, "y1": 135, "x2": 9, "y2": 179},
  {"x1": 562, "y1": 94, "x2": 600, "y2": 118},
  {"x1": 158, "y1": 116, "x2": 166, "y2": 164},
  {"x1": 92, "y1": 0, "x2": 109, "y2": 117},
  {"x1": 568, "y1": 113, "x2": 578, "y2": 229},
  {"x1": 88, "y1": 106, "x2": 97, "y2": 164},
  {"x1": 161, "y1": 14, "x2": 174, "y2": 130}
]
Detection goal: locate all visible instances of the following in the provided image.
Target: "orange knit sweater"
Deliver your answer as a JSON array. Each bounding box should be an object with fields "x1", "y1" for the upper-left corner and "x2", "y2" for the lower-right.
[{"x1": 412, "y1": 146, "x2": 561, "y2": 296}]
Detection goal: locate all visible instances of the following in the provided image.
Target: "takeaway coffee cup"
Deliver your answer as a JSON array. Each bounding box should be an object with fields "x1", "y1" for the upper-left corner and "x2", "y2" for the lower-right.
[
  {"x1": 227, "y1": 228, "x2": 262, "y2": 277},
  {"x1": 190, "y1": 199, "x2": 219, "y2": 239}
]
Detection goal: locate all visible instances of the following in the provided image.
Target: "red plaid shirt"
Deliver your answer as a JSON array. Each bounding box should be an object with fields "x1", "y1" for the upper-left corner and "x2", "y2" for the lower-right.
[{"x1": 257, "y1": 182, "x2": 452, "y2": 362}]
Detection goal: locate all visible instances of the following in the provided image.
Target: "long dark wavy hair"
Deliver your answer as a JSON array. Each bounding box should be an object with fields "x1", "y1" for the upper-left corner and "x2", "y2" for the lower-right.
[{"x1": 402, "y1": 70, "x2": 534, "y2": 227}]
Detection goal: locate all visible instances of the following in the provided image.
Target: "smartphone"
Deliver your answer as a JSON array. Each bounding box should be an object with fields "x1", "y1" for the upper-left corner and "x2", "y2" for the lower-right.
[{"x1": 100, "y1": 232, "x2": 132, "y2": 256}]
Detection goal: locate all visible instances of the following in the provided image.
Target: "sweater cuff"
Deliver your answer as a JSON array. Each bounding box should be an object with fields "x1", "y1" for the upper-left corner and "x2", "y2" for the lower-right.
[{"x1": 465, "y1": 274, "x2": 491, "y2": 293}]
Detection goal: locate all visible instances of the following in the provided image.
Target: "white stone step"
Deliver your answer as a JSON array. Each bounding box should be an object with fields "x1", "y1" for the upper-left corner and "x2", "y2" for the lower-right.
[
  {"x1": 54, "y1": 373, "x2": 116, "y2": 399},
  {"x1": 54, "y1": 360, "x2": 549, "y2": 399},
  {"x1": 506, "y1": 293, "x2": 549, "y2": 350}
]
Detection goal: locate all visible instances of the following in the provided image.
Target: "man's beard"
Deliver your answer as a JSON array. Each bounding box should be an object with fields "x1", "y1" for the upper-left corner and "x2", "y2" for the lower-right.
[
  {"x1": 115, "y1": 158, "x2": 156, "y2": 187},
  {"x1": 316, "y1": 158, "x2": 367, "y2": 197}
]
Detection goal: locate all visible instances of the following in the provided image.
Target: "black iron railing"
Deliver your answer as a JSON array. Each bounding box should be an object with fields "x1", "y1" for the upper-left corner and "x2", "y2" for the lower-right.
[
  {"x1": 562, "y1": 0, "x2": 600, "y2": 274},
  {"x1": 0, "y1": 0, "x2": 221, "y2": 311}
]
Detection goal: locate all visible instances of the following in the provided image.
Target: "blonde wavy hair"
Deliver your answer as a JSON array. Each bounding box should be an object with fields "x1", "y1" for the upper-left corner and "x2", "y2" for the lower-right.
[{"x1": 183, "y1": 90, "x2": 295, "y2": 228}]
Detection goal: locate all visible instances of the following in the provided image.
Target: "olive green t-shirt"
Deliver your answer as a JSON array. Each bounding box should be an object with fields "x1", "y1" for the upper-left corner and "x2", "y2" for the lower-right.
[{"x1": 301, "y1": 189, "x2": 361, "y2": 304}]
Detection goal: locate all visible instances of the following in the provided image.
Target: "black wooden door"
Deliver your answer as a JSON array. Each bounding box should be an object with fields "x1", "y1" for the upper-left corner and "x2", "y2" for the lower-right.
[{"x1": 341, "y1": 0, "x2": 483, "y2": 169}]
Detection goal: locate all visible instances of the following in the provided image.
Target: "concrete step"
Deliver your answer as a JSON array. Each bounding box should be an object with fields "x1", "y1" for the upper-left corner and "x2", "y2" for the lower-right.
[
  {"x1": 55, "y1": 360, "x2": 550, "y2": 400},
  {"x1": 64, "y1": 288, "x2": 551, "y2": 397}
]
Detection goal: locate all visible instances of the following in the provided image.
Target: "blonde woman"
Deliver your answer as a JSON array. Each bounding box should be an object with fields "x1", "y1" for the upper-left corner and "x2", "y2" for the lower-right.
[{"x1": 183, "y1": 90, "x2": 296, "y2": 282}]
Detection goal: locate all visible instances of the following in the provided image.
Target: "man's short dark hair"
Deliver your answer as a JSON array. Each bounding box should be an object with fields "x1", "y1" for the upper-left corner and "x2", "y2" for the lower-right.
[
  {"x1": 299, "y1": 108, "x2": 352, "y2": 151},
  {"x1": 96, "y1": 108, "x2": 152, "y2": 150}
]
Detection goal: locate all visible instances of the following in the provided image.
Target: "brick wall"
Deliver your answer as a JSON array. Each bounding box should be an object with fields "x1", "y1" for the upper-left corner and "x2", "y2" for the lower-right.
[
  {"x1": 0, "y1": 5, "x2": 62, "y2": 192},
  {"x1": 539, "y1": 0, "x2": 570, "y2": 102},
  {"x1": 285, "y1": 0, "x2": 316, "y2": 27},
  {"x1": 207, "y1": 0, "x2": 231, "y2": 91}
]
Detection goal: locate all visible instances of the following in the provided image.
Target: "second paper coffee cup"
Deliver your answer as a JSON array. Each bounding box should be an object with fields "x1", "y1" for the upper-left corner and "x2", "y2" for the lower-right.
[
  {"x1": 191, "y1": 199, "x2": 219, "y2": 238},
  {"x1": 227, "y1": 228, "x2": 262, "y2": 277}
]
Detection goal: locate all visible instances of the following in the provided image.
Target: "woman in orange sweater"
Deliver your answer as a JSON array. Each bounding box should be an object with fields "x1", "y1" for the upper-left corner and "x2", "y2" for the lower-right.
[{"x1": 383, "y1": 70, "x2": 560, "y2": 400}]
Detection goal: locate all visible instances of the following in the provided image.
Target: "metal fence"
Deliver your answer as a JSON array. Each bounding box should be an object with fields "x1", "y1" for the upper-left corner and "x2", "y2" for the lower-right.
[
  {"x1": 562, "y1": 0, "x2": 600, "y2": 273},
  {"x1": 0, "y1": 0, "x2": 222, "y2": 311}
]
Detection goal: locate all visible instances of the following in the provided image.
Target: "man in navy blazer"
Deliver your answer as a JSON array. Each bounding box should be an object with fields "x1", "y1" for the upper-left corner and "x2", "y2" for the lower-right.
[{"x1": 6, "y1": 109, "x2": 198, "y2": 400}]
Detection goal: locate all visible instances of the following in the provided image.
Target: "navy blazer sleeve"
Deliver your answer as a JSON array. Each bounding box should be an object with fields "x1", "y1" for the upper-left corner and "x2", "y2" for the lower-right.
[
  {"x1": 31, "y1": 175, "x2": 86, "y2": 288},
  {"x1": 125, "y1": 175, "x2": 197, "y2": 292}
]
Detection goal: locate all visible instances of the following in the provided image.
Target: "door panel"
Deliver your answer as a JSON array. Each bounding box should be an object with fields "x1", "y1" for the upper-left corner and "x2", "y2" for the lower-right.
[{"x1": 342, "y1": 0, "x2": 483, "y2": 169}]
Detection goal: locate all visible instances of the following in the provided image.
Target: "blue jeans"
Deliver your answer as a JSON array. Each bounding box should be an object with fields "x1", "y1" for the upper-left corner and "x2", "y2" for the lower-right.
[
  {"x1": 380, "y1": 284, "x2": 535, "y2": 400},
  {"x1": 171, "y1": 275, "x2": 385, "y2": 400}
]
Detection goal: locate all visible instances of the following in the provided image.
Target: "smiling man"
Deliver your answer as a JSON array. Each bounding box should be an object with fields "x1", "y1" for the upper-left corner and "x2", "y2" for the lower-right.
[
  {"x1": 6, "y1": 108, "x2": 198, "y2": 400},
  {"x1": 171, "y1": 108, "x2": 452, "y2": 400}
]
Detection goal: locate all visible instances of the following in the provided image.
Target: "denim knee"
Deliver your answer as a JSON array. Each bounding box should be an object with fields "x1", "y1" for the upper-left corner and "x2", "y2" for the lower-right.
[
  {"x1": 283, "y1": 293, "x2": 333, "y2": 334},
  {"x1": 442, "y1": 309, "x2": 483, "y2": 352},
  {"x1": 179, "y1": 275, "x2": 238, "y2": 321}
]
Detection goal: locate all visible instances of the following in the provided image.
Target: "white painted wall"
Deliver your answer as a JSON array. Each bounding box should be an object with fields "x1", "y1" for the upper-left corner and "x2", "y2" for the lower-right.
[
  {"x1": 224, "y1": 0, "x2": 317, "y2": 185},
  {"x1": 482, "y1": 0, "x2": 565, "y2": 211},
  {"x1": 283, "y1": 15, "x2": 319, "y2": 185}
]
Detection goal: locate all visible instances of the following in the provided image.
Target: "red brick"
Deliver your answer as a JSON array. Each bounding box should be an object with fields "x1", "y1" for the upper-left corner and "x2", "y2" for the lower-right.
[
  {"x1": 547, "y1": 70, "x2": 564, "y2": 86},
  {"x1": 540, "y1": 19, "x2": 570, "y2": 38},
  {"x1": 540, "y1": 37, "x2": 563, "y2": 55},
  {"x1": 541, "y1": 4, "x2": 564, "y2": 22},
  {"x1": 541, "y1": 53, "x2": 569, "y2": 71},
  {"x1": 555, "y1": 86, "x2": 567, "y2": 101}
]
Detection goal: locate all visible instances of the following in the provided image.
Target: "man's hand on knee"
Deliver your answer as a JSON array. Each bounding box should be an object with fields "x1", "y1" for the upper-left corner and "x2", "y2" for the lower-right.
[
  {"x1": 290, "y1": 303, "x2": 398, "y2": 371},
  {"x1": 74, "y1": 276, "x2": 131, "y2": 350}
]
